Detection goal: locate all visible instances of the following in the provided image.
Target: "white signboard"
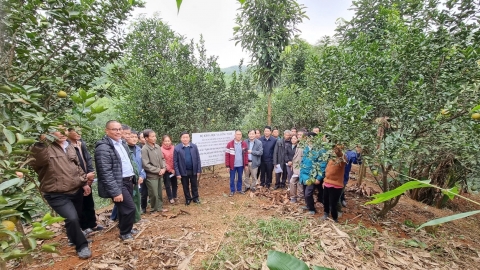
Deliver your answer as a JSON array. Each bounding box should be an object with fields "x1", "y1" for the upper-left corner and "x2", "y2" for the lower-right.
[{"x1": 192, "y1": 131, "x2": 235, "y2": 167}]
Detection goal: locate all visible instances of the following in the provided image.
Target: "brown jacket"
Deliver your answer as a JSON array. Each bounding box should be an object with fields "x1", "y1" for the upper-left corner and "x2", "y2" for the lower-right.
[
  {"x1": 141, "y1": 143, "x2": 167, "y2": 179},
  {"x1": 324, "y1": 154, "x2": 347, "y2": 187},
  {"x1": 30, "y1": 142, "x2": 87, "y2": 194}
]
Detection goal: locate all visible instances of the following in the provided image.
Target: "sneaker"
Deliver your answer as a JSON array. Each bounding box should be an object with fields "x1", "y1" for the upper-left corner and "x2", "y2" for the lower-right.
[
  {"x1": 120, "y1": 233, "x2": 134, "y2": 241},
  {"x1": 77, "y1": 246, "x2": 92, "y2": 259},
  {"x1": 333, "y1": 219, "x2": 339, "y2": 223},
  {"x1": 341, "y1": 200, "x2": 347, "y2": 207},
  {"x1": 290, "y1": 198, "x2": 297, "y2": 203},
  {"x1": 320, "y1": 213, "x2": 329, "y2": 221},
  {"x1": 193, "y1": 199, "x2": 201, "y2": 204},
  {"x1": 83, "y1": 228, "x2": 94, "y2": 235},
  {"x1": 229, "y1": 192, "x2": 234, "y2": 197},
  {"x1": 169, "y1": 199, "x2": 175, "y2": 204},
  {"x1": 131, "y1": 229, "x2": 139, "y2": 235},
  {"x1": 141, "y1": 208, "x2": 146, "y2": 214},
  {"x1": 337, "y1": 212, "x2": 343, "y2": 218},
  {"x1": 251, "y1": 187, "x2": 256, "y2": 192},
  {"x1": 307, "y1": 211, "x2": 316, "y2": 215},
  {"x1": 300, "y1": 206, "x2": 308, "y2": 210},
  {"x1": 68, "y1": 239, "x2": 93, "y2": 246},
  {"x1": 244, "y1": 188, "x2": 250, "y2": 192},
  {"x1": 239, "y1": 191, "x2": 245, "y2": 195}
]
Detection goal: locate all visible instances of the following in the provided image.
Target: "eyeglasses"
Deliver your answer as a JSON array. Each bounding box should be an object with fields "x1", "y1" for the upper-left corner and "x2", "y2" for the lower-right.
[{"x1": 108, "y1": 128, "x2": 122, "y2": 132}]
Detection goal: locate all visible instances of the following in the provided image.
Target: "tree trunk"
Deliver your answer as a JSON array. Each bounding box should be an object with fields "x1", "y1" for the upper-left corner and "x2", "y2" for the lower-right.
[
  {"x1": 358, "y1": 163, "x2": 366, "y2": 185},
  {"x1": 267, "y1": 91, "x2": 272, "y2": 126}
]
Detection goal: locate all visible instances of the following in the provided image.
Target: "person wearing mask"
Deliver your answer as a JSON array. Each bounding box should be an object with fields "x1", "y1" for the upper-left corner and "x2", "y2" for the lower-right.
[
  {"x1": 174, "y1": 132, "x2": 202, "y2": 205},
  {"x1": 259, "y1": 126, "x2": 277, "y2": 189},
  {"x1": 66, "y1": 128, "x2": 103, "y2": 235},
  {"x1": 225, "y1": 130, "x2": 249, "y2": 196},
  {"x1": 141, "y1": 129, "x2": 168, "y2": 213},
  {"x1": 95, "y1": 121, "x2": 138, "y2": 241},
  {"x1": 273, "y1": 130, "x2": 292, "y2": 189},
  {"x1": 243, "y1": 130, "x2": 263, "y2": 192},
  {"x1": 31, "y1": 130, "x2": 94, "y2": 258},
  {"x1": 161, "y1": 135, "x2": 177, "y2": 204}
]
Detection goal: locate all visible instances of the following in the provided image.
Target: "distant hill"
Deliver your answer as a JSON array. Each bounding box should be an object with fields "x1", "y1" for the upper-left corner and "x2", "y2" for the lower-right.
[{"x1": 221, "y1": 65, "x2": 246, "y2": 75}]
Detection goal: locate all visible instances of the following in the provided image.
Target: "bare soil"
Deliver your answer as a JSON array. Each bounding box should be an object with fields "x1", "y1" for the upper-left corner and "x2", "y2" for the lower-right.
[{"x1": 9, "y1": 165, "x2": 480, "y2": 270}]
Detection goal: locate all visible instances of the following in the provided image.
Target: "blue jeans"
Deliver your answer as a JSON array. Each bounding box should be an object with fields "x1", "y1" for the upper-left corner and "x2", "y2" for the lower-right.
[{"x1": 229, "y1": 166, "x2": 244, "y2": 192}]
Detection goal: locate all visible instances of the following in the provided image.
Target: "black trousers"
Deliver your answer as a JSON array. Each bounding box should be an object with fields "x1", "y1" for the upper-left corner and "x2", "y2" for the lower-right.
[
  {"x1": 140, "y1": 180, "x2": 148, "y2": 210},
  {"x1": 315, "y1": 180, "x2": 324, "y2": 204},
  {"x1": 181, "y1": 172, "x2": 199, "y2": 201},
  {"x1": 274, "y1": 163, "x2": 288, "y2": 188},
  {"x1": 79, "y1": 189, "x2": 97, "y2": 230},
  {"x1": 260, "y1": 162, "x2": 274, "y2": 187},
  {"x1": 304, "y1": 184, "x2": 316, "y2": 212},
  {"x1": 323, "y1": 186, "x2": 343, "y2": 221},
  {"x1": 44, "y1": 188, "x2": 88, "y2": 251},
  {"x1": 164, "y1": 173, "x2": 178, "y2": 200},
  {"x1": 115, "y1": 178, "x2": 135, "y2": 235}
]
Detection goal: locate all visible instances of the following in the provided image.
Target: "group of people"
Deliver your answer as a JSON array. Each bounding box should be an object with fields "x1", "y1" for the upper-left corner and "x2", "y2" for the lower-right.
[
  {"x1": 225, "y1": 126, "x2": 362, "y2": 223},
  {"x1": 30, "y1": 120, "x2": 202, "y2": 259},
  {"x1": 29, "y1": 121, "x2": 360, "y2": 260}
]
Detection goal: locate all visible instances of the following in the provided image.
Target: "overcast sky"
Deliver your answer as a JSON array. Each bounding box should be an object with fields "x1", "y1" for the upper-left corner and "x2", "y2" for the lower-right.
[{"x1": 132, "y1": 0, "x2": 354, "y2": 68}]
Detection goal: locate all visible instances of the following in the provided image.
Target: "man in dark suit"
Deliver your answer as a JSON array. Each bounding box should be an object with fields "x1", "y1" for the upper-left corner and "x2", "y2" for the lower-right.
[{"x1": 173, "y1": 132, "x2": 202, "y2": 205}]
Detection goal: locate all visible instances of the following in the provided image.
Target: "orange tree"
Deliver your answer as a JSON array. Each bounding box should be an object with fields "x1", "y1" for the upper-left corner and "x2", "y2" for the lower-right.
[
  {"x1": 307, "y1": 0, "x2": 480, "y2": 216},
  {"x1": 0, "y1": 0, "x2": 141, "y2": 267}
]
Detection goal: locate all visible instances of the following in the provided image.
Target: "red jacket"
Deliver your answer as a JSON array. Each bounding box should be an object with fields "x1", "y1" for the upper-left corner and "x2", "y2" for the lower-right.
[{"x1": 225, "y1": 140, "x2": 248, "y2": 170}]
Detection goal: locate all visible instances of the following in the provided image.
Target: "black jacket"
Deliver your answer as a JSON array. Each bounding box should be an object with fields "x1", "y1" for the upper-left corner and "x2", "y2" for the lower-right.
[
  {"x1": 273, "y1": 138, "x2": 289, "y2": 165},
  {"x1": 285, "y1": 143, "x2": 296, "y2": 163},
  {"x1": 94, "y1": 136, "x2": 134, "y2": 198}
]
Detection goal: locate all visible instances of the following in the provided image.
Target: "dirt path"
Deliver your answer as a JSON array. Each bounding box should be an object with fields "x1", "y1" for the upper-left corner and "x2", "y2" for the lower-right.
[{"x1": 10, "y1": 165, "x2": 480, "y2": 269}]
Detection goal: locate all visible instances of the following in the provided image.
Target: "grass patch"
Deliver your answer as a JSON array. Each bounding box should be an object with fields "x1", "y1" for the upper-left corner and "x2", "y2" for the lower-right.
[
  {"x1": 91, "y1": 182, "x2": 112, "y2": 210},
  {"x1": 202, "y1": 216, "x2": 309, "y2": 269},
  {"x1": 344, "y1": 223, "x2": 379, "y2": 251}
]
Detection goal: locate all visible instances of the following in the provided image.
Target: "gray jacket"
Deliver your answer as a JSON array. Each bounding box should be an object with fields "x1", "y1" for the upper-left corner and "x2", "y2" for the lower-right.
[{"x1": 244, "y1": 139, "x2": 263, "y2": 169}]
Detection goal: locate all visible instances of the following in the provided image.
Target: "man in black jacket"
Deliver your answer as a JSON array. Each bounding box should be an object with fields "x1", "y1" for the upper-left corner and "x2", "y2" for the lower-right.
[
  {"x1": 95, "y1": 120, "x2": 137, "y2": 241},
  {"x1": 273, "y1": 130, "x2": 292, "y2": 189},
  {"x1": 67, "y1": 128, "x2": 103, "y2": 233}
]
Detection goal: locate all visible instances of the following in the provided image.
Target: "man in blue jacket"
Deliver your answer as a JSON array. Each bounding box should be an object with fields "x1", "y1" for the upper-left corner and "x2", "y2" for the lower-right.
[
  {"x1": 259, "y1": 126, "x2": 277, "y2": 189},
  {"x1": 174, "y1": 132, "x2": 202, "y2": 205}
]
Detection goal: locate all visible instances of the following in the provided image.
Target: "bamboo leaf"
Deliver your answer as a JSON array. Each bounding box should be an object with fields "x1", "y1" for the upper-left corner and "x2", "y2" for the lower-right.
[
  {"x1": 417, "y1": 210, "x2": 480, "y2": 231},
  {"x1": 266, "y1": 250, "x2": 309, "y2": 270}
]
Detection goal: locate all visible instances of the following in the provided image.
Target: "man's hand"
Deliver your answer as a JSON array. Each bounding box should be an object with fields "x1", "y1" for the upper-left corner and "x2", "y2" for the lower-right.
[
  {"x1": 197, "y1": 173, "x2": 201, "y2": 178},
  {"x1": 287, "y1": 161, "x2": 292, "y2": 166},
  {"x1": 159, "y1": 168, "x2": 166, "y2": 176},
  {"x1": 113, "y1": 194, "x2": 123, "y2": 202},
  {"x1": 247, "y1": 149, "x2": 252, "y2": 153},
  {"x1": 138, "y1": 177, "x2": 144, "y2": 185},
  {"x1": 86, "y1": 172, "x2": 95, "y2": 181},
  {"x1": 83, "y1": 185, "x2": 91, "y2": 196},
  {"x1": 227, "y1": 168, "x2": 230, "y2": 174},
  {"x1": 177, "y1": 176, "x2": 181, "y2": 180},
  {"x1": 315, "y1": 179, "x2": 321, "y2": 185}
]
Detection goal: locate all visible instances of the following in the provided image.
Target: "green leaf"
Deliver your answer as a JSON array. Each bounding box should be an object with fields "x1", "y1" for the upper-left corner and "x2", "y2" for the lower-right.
[
  {"x1": 4, "y1": 141, "x2": 12, "y2": 154},
  {"x1": 266, "y1": 250, "x2": 309, "y2": 270},
  {"x1": 27, "y1": 237, "x2": 37, "y2": 250},
  {"x1": 78, "y1": 88, "x2": 88, "y2": 101},
  {"x1": 441, "y1": 186, "x2": 459, "y2": 200},
  {"x1": 41, "y1": 244, "x2": 58, "y2": 253},
  {"x1": 0, "y1": 178, "x2": 21, "y2": 191},
  {"x1": 417, "y1": 210, "x2": 480, "y2": 231},
  {"x1": 366, "y1": 180, "x2": 431, "y2": 205},
  {"x1": 471, "y1": 104, "x2": 480, "y2": 112},
  {"x1": 176, "y1": 0, "x2": 182, "y2": 13},
  {"x1": 3, "y1": 128, "x2": 15, "y2": 144},
  {"x1": 238, "y1": 0, "x2": 246, "y2": 4}
]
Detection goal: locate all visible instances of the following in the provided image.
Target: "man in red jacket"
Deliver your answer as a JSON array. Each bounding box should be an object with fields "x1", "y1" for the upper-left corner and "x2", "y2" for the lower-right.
[{"x1": 225, "y1": 130, "x2": 248, "y2": 197}]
